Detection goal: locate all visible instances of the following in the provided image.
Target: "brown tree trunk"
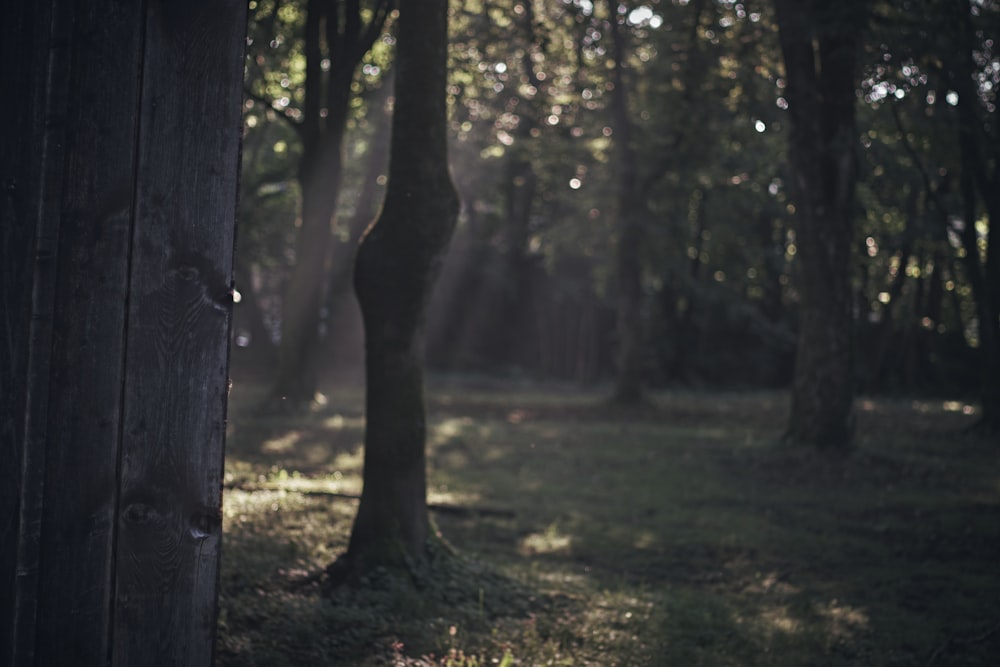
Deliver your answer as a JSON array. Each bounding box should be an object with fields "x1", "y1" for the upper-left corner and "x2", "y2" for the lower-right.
[
  {"x1": 340, "y1": 0, "x2": 459, "y2": 575},
  {"x1": 775, "y1": 0, "x2": 866, "y2": 449}
]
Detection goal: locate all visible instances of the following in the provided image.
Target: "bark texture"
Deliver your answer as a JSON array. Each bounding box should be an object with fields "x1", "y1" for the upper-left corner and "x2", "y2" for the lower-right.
[
  {"x1": 774, "y1": 0, "x2": 866, "y2": 448},
  {"x1": 344, "y1": 0, "x2": 459, "y2": 572}
]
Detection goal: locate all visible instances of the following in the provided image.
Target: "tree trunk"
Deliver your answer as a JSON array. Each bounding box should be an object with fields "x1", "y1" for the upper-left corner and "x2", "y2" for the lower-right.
[
  {"x1": 341, "y1": 0, "x2": 459, "y2": 575},
  {"x1": 957, "y1": 149, "x2": 1000, "y2": 433},
  {"x1": 775, "y1": 0, "x2": 866, "y2": 449},
  {"x1": 608, "y1": 0, "x2": 645, "y2": 404},
  {"x1": 319, "y1": 80, "x2": 393, "y2": 373},
  {"x1": 949, "y1": 0, "x2": 1000, "y2": 435},
  {"x1": 232, "y1": 261, "x2": 278, "y2": 374},
  {"x1": 270, "y1": 152, "x2": 342, "y2": 404},
  {"x1": 268, "y1": 0, "x2": 391, "y2": 407}
]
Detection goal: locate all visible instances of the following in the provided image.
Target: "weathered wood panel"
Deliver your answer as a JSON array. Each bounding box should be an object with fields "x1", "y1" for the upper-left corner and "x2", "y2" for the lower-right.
[
  {"x1": 1, "y1": 1, "x2": 246, "y2": 665},
  {"x1": 31, "y1": 2, "x2": 146, "y2": 665},
  {"x1": 1, "y1": 2, "x2": 51, "y2": 662},
  {"x1": 111, "y1": 1, "x2": 247, "y2": 664}
]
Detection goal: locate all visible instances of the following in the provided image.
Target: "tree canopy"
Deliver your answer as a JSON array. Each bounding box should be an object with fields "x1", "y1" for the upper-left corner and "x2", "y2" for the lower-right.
[{"x1": 236, "y1": 0, "x2": 1000, "y2": 435}]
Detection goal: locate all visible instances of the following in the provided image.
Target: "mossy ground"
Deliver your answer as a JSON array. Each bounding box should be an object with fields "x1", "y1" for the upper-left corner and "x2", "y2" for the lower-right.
[{"x1": 217, "y1": 378, "x2": 1000, "y2": 666}]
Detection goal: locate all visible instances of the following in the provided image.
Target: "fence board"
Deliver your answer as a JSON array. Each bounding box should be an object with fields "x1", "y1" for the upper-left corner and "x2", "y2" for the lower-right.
[
  {"x1": 31, "y1": 3, "x2": 146, "y2": 664},
  {"x1": 1, "y1": 2, "x2": 51, "y2": 662},
  {"x1": 1, "y1": 1, "x2": 246, "y2": 664},
  {"x1": 111, "y1": 1, "x2": 246, "y2": 664}
]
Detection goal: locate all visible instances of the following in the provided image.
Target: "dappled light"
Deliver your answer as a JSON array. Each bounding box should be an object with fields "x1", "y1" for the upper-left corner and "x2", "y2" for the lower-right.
[
  {"x1": 213, "y1": 0, "x2": 1000, "y2": 664},
  {"x1": 218, "y1": 381, "x2": 1000, "y2": 665},
  {"x1": 9, "y1": 0, "x2": 1000, "y2": 663},
  {"x1": 519, "y1": 523, "x2": 574, "y2": 556},
  {"x1": 817, "y1": 600, "x2": 870, "y2": 640},
  {"x1": 752, "y1": 605, "x2": 801, "y2": 636},
  {"x1": 938, "y1": 400, "x2": 978, "y2": 415},
  {"x1": 261, "y1": 429, "x2": 302, "y2": 454}
]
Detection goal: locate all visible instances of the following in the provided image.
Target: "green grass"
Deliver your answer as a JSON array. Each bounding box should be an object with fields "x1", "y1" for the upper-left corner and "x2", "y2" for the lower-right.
[{"x1": 217, "y1": 380, "x2": 1000, "y2": 666}]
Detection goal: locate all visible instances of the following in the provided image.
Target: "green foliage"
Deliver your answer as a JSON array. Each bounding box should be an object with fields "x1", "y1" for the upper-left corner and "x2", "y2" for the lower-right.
[{"x1": 238, "y1": 0, "x2": 992, "y2": 390}]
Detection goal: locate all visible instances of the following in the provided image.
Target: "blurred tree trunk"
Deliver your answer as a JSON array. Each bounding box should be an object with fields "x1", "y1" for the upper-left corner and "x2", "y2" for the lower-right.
[
  {"x1": 319, "y1": 79, "x2": 393, "y2": 370},
  {"x1": 671, "y1": 188, "x2": 707, "y2": 383},
  {"x1": 871, "y1": 199, "x2": 915, "y2": 390},
  {"x1": 774, "y1": 0, "x2": 867, "y2": 449},
  {"x1": 948, "y1": 1, "x2": 1000, "y2": 435},
  {"x1": 608, "y1": 0, "x2": 645, "y2": 404},
  {"x1": 340, "y1": 0, "x2": 459, "y2": 575},
  {"x1": 610, "y1": 0, "x2": 708, "y2": 397},
  {"x1": 910, "y1": 245, "x2": 945, "y2": 386},
  {"x1": 269, "y1": 0, "x2": 391, "y2": 406},
  {"x1": 233, "y1": 261, "x2": 278, "y2": 372}
]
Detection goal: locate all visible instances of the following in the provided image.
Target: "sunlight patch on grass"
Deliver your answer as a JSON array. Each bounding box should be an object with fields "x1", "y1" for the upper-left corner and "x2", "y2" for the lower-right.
[
  {"x1": 519, "y1": 522, "x2": 573, "y2": 556},
  {"x1": 751, "y1": 604, "x2": 801, "y2": 635},
  {"x1": 430, "y1": 417, "x2": 476, "y2": 444},
  {"x1": 427, "y1": 488, "x2": 482, "y2": 507},
  {"x1": 817, "y1": 599, "x2": 870, "y2": 639},
  {"x1": 330, "y1": 446, "x2": 364, "y2": 474},
  {"x1": 263, "y1": 473, "x2": 363, "y2": 497},
  {"x1": 262, "y1": 429, "x2": 303, "y2": 454},
  {"x1": 428, "y1": 417, "x2": 501, "y2": 453},
  {"x1": 633, "y1": 530, "x2": 658, "y2": 550},
  {"x1": 223, "y1": 488, "x2": 287, "y2": 521},
  {"x1": 219, "y1": 383, "x2": 1000, "y2": 666},
  {"x1": 743, "y1": 571, "x2": 801, "y2": 596},
  {"x1": 320, "y1": 413, "x2": 364, "y2": 430}
]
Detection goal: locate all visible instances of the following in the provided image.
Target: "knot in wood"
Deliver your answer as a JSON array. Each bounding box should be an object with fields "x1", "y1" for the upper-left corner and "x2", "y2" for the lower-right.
[
  {"x1": 121, "y1": 501, "x2": 161, "y2": 526},
  {"x1": 177, "y1": 265, "x2": 200, "y2": 281}
]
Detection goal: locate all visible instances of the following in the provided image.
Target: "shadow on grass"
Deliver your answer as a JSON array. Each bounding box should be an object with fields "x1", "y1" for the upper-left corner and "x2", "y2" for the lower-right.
[{"x1": 219, "y1": 380, "x2": 1000, "y2": 666}]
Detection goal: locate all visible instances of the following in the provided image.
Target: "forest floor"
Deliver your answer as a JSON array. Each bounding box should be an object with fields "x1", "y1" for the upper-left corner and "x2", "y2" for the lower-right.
[{"x1": 216, "y1": 377, "x2": 999, "y2": 666}]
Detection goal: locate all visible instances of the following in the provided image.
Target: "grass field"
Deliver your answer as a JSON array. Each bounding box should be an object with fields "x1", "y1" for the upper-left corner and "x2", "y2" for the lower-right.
[{"x1": 216, "y1": 378, "x2": 999, "y2": 666}]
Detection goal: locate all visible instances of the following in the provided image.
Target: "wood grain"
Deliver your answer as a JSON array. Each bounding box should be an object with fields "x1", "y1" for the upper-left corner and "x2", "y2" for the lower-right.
[
  {"x1": 2, "y1": 1, "x2": 246, "y2": 664},
  {"x1": 30, "y1": 3, "x2": 146, "y2": 664},
  {"x1": 111, "y1": 1, "x2": 246, "y2": 664},
  {"x1": 1, "y1": 2, "x2": 52, "y2": 661}
]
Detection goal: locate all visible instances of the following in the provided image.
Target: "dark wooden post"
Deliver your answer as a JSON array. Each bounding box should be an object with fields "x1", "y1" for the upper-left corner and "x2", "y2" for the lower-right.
[{"x1": 1, "y1": 1, "x2": 246, "y2": 665}]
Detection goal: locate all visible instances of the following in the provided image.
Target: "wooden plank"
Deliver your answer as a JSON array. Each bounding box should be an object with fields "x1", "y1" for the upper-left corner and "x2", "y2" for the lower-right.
[
  {"x1": 30, "y1": 1, "x2": 147, "y2": 664},
  {"x1": 1, "y1": 2, "x2": 84, "y2": 663},
  {"x1": 111, "y1": 0, "x2": 246, "y2": 664},
  {"x1": 3, "y1": 1, "x2": 245, "y2": 662},
  {"x1": 0, "y1": 1, "x2": 48, "y2": 660}
]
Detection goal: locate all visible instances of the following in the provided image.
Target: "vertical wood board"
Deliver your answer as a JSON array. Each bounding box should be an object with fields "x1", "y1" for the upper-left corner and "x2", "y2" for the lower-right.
[
  {"x1": 112, "y1": 0, "x2": 247, "y2": 664},
  {"x1": 2, "y1": 2, "x2": 77, "y2": 663},
  {"x1": 2, "y1": 1, "x2": 246, "y2": 665},
  {"x1": 32, "y1": 2, "x2": 146, "y2": 664},
  {"x1": 0, "y1": 1, "x2": 48, "y2": 660}
]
